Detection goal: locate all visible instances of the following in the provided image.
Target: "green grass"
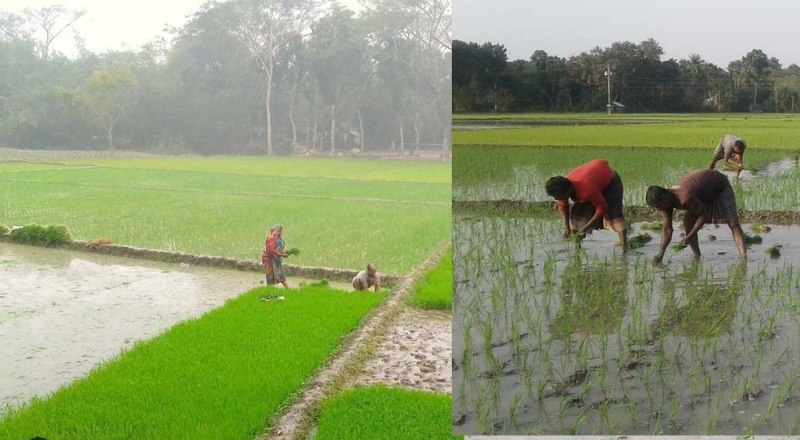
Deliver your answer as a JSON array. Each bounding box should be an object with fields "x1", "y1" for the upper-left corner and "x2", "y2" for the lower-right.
[
  {"x1": 313, "y1": 386, "x2": 458, "y2": 440},
  {"x1": 409, "y1": 246, "x2": 453, "y2": 310},
  {"x1": 453, "y1": 116, "x2": 800, "y2": 149},
  {"x1": 0, "y1": 180, "x2": 449, "y2": 273},
  {"x1": 66, "y1": 156, "x2": 452, "y2": 184},
  {"x1": 0, "y1": 168, "x2": 450, "y2": 204},
  {"x1": 0, "y1": 285, "x2": 385, "y2": 440}
]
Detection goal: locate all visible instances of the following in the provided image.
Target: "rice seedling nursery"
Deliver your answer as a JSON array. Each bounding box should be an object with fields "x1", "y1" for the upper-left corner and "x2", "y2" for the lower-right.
[
  {"x1": 0, "y1": 151, "x2": 454, "y2": 440},
  {"x1": 453, "y1": 113, "x2": 800, "y2": 435}
]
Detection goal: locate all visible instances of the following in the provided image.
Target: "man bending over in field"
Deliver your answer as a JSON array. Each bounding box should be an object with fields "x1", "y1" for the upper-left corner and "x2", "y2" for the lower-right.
[
  {"x1": 545, "y1": 159, "x2": 628, "y2": 249},
  {"x1": 709, "y1": 134, "x2": 746, "y2": 178},
  {"x1": 646, "y1": 169, "x2": 746, "y2": 264},
  {"x1": 353, "y1": 263, "x2": 381, "y2": 292}
]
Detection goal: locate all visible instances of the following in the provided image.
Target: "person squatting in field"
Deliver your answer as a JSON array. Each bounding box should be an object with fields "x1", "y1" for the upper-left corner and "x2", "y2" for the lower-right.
[
  {"x1": 352, "y1": 263, "x2": 381, "y2": 292},
  {"x1": 545, "y1": 159, "x2": 629, "y2": 249},
  {"x1": 709, "y1": 134, "x2": 746, "y2": 178},
  {"x1": 262, "y1": 224, "x2": 292, "y2": 288},
  {"x1": 646, "y1": 169, "x2": 747, "y2": 264}
]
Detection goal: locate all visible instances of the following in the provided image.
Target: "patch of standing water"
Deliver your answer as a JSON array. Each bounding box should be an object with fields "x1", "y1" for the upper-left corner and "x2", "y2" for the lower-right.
[
  {"x1": 454, "y1": 216, "x2": 800, "y2": 435},
  {"x1": 0, "y1": 242, "x2": 346, "y2": 412}
]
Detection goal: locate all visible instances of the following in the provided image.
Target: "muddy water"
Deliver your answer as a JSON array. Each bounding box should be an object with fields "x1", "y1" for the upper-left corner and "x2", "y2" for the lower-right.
[
  {"x1": 0, "y1": 242, "x2": 346, "y2": 411},
  {"x1": 454, "y1": 216, "x2": 800, "y2": 435}
]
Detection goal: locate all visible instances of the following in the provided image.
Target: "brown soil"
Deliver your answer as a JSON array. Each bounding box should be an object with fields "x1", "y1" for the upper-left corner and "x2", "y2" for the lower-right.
[{"x1": 356, "y1": 308, "x2": 452, "y2": 393}]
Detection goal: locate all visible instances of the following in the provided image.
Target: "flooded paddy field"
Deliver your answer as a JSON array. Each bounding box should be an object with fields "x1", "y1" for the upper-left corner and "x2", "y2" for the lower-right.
[
  {"x1": 454, "y1": 146, "x2": 800, "y2": 211},
  {"x1": 453, "y1": 214, "x2": 800, "y2": 435},
  {"x1": 0, "y1": 242, "x2": 347, "y2": 411}
]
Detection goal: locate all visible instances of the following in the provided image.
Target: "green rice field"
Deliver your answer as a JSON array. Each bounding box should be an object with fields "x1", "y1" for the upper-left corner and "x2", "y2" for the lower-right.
[
  {"x1": 314, "y1": 386, "x2": 457, "y2": 440},
  {"x1": 0, "y1": 285, "x2": 384, "y2": 440},
  {"x1": 454, "y1": 114, "x2": 800, "y2": 149},
  {"x1": 410, "y1": 246, "x2": 454, "y2": 310},
  {"x1": 0, "y1": 155, "x2": 452, "y2": 274},
  {"x1": 453, "y1": 112, "x2": 800, "y2": 435},
  {"x1": 454, "y1": 213, "x2": 800, "y2": 435}
]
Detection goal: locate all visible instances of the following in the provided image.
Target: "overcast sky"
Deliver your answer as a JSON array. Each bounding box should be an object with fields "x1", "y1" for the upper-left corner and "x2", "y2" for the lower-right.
[
  {"x1": 3, "y1": 0, "x2": 362, "y2": 57},
  {"x1": 455, "y1": 0, "x2": 800, "y2": 68}
]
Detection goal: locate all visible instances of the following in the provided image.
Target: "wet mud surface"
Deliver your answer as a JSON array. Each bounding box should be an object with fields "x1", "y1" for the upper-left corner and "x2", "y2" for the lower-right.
[
  {"x1": 454, "y1": 216, "x2": 800, "y2": 435},
  {"x1": 357, "y1": 308, "x2": 452, "y2": 393},
  {"x1": 0, "y1": 242, "x2": 343, "y2": 411}
]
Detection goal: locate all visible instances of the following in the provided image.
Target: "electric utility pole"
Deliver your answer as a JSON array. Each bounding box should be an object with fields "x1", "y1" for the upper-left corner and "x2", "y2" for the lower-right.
[{"x1": 605, "y1": 65, "x2": 613, "y2": 115}]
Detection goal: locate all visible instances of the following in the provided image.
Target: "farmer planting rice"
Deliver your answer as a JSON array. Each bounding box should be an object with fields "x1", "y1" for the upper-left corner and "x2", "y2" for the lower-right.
[
  {"x1": 353, "y1": 263, "x2": 381, "y2": 292},
  {"x1": 544, "y1": 159, "x2": 628, "y2": 249},
  {"x1": 646, "y1": 169, "x2": 747, "y2": 263},
  {"x1": 261, "y1": 224, "x2": 291, "y2": 288},
  {"x1": 709, "y1": 134, "x2": 746, "y2": 178}
]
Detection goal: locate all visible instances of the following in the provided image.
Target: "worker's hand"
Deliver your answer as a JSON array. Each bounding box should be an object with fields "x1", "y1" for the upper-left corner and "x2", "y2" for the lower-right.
[
  {"x1": 679, "y1": 237, "x2": 689, "y2": 247},
  {"x1": 738, "y1": 163, "x2": 744, "y2": 170},
  {"x1": 562, "y1": 229, "x2": 572, "y2": 240},
  {"x1": 652, "y1": 254, "x2": 664, "y2": 265}
]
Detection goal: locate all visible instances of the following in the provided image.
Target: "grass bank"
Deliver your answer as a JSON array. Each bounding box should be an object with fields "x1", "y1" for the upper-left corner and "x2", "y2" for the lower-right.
[
  {"x1": 313, "y1": 386, "x2": 458, "y2": 440},
  {"x1": 409, "y1": 246, "x2": 453, "y2": 310}
]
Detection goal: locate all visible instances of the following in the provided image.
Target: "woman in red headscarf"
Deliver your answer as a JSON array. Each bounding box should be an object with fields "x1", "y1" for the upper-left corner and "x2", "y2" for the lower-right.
[{"x1": 262, "y1": 224, "x2": 290, "y2": 288}]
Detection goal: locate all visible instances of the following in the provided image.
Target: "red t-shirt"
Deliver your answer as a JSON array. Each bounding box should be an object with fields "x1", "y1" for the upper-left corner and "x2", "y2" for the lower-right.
[{"x1": 556, "y1": 159, "x2": 614, "y2": 217}]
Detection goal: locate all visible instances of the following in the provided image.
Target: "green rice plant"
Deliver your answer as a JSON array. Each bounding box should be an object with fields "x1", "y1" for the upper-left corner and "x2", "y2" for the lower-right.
[
  {"x1": 743, "y1": 232, "x2": 763, "y2": 246},
  {"x1": 287, "y1": 247, "x2": 301, "y2": 256},
  {"x1": 0, "y1": 286, "x2": 384, "y2": 439},
  {"x1": 313, "y1": 386, "x2": 457, "y2": 440},
  {"x1": 751, "y1": 223, "x2": 772, "y2": 233},
  {"x1": 410, "y1": 247, "x2": 452, "y2": 310},
  {"x1": 571, "y1": 232, "x2": 585, "y2": 245},
  {"x1": 765, "y1": 246, "x2": 781, "y2": 258},
  {"x1": 625, "y1": 233, "x2": 653, "y2": 249},
  {"x1": 671, "y1": 243, "x2": 687, "y2": 253},
  {"x1": 9, "y1": 223, "x2": 71, "y2": 244},
  {"x1": 640, "y1": 222, "x2": 663, "y2": 231}
]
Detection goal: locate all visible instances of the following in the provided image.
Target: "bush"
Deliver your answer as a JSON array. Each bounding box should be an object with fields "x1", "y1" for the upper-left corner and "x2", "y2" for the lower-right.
[
  {"x1": 0, "y1": 224, "x2": 8, "y2": 234},
  {"x1": 9, "y1": 223, "x2": 71, "y2": 244}
]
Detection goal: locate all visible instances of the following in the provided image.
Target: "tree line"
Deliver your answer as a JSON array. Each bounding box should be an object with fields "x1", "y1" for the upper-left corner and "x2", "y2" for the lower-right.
[
  {"x1": 453, "y1": 38, "x2": 800, "y2": 114},
  {"x1": 0, "y1": 0, "x2": 451, "y2": 157}
]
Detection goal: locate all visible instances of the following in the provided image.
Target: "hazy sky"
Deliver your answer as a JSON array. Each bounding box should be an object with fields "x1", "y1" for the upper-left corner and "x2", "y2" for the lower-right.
[
  {"x1": 3, "y1": 0, "x2": 362, "y2": 57},
  {"x1": 455, "y1": 0, "x2": 800, "y2": 68}
]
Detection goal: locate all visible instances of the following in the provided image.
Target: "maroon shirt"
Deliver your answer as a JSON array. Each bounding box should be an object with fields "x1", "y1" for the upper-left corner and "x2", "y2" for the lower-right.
[{"x1": 669, "y1": 170, "x2": 730, "y2": 216}]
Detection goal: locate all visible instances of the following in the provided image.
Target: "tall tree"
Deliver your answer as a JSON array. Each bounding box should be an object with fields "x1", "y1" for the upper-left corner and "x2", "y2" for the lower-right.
[
  {"x1": 227, "y1": 0, "x2": 322, "y2": 155},
  {"x1": 22, "y1": 5, "x2": 86, "y2": 59}
]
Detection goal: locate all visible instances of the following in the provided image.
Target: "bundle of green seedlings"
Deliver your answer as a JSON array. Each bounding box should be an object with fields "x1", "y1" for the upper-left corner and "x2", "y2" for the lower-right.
[
  {"x1": 765, "y1": 245, "x2": 782, "y2": 258},
  {"x1": 0, "y1": 224, "x2": 8, "y2": 234},
  {"x1": 570, "y1": 232, "x2": 586, "y2": 245},
  {"x1": 615, "y1": 233, "x2": 652, "y2": 249},
  {"x1": 288, "y1": 247, "x2": 301, "y2": 256},
  {"x1": 639, "y1": 221, "x2": 663, "y2": 232},
  {"x1": 9, "y1": 223, "x2": 71, "y2": 245},
  {"x1": 743, "y1": 232, "x2": 763, "y2": 246},
  {"x1": 750, "y1": 223, "x2": 772, "y2": 234}
]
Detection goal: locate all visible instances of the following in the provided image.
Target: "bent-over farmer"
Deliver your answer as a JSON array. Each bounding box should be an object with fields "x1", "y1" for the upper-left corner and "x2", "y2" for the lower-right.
[
  {"x1": 545, "y1": 159, "x2": 628, "y2": 249},
  {"x1": 646, "y1": 169, "x2": 746, "y2": 264},
  {"x1": 709, "y1": 134, "x2": 746, "y2": 178},
  {"x1": 353, "y1": 263, "x2": 380, "y2": 292}
]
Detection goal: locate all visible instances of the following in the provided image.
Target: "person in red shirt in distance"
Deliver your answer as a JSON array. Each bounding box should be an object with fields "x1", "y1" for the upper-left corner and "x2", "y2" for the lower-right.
[{"x1": 545, "y1": 159, "x2": 628, "y2": 249}]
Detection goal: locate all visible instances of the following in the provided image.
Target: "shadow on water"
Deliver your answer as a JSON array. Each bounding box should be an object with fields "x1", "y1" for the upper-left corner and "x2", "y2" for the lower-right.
[{"x1": 453, "y1": 215, "x2": 800, "y2": 435}]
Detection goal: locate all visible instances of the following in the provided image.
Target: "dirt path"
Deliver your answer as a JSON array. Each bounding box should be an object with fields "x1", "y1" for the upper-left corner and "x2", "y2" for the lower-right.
[{"x1": 356, "y1": 307, "x2": 452, "y2": 393}]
